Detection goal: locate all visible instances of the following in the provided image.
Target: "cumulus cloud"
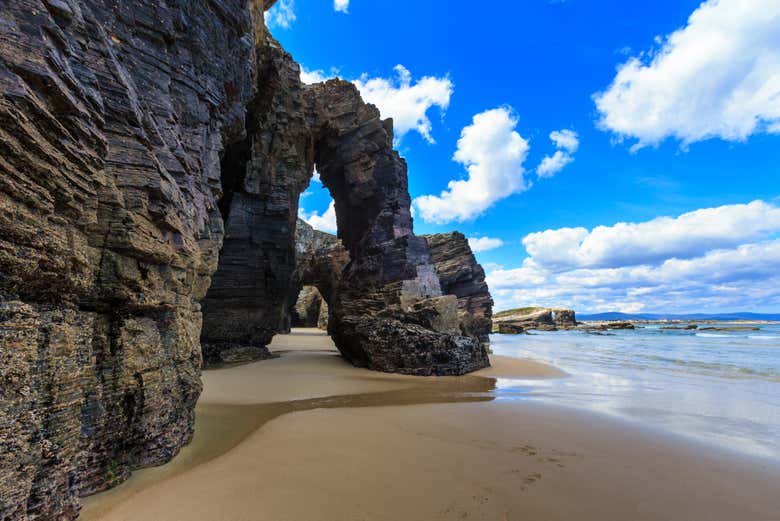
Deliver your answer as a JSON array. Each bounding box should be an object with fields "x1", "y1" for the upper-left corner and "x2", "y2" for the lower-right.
[
  {"x1": 536, "y1": 151, "x2": 571, "y2": 178},
  {"x1": 523, "y1": 200, "x2": 780, "y2": 269},
  {"x1": 334, "y1": 0, "x2": 350, "y2": 13},
  {"x1": 414, "y1": 107, "x2": 530, "y2": 224},
  {"x1": 487, "y1": 201, "x2": 780, "y2": 314},
  {"x1": 300, "y1": 200, "x2": 337, "y2": 234},
  {"x1": 537, "y1": 129, "x2": 579, "y2": 178},
  {"x1": 300, "y1": 67, "x2": 330, "y2": 85},
  {"x1": 490, "y1": 239, "x2": 780, "y2": 313},
  {"x1": 594, "y1": 0, "x2": 780, "y2": 148},
  {"x1": 265, "y1": 0, "x2": 296, "y2": 30},
  {"x1": 353, "y1": 65, "x2": 453, "y2": 143},
  {"x1": 299, "y1": 65, "x2": 452, "y2": 144},
  {"x1": 550, "y1": 129, "x2": 579, "y2": 153},
  {"x1": 468, "y1": 237, "x2": 505, "y2": 253}
]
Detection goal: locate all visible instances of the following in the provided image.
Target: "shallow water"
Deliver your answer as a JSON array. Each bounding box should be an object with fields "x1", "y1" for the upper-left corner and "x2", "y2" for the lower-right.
[{"x1": 491, "y1": 323, "x2": 780, "y2": 460}]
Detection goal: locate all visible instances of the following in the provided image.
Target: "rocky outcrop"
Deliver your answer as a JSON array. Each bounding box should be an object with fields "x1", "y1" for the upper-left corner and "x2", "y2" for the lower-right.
[
  {"x1": 493, "y1": 307, "x2": 577, "y2": 333},
  {"x1": 289, "y1": 224, "x2": 493, "y2": 373},
  {"x1": 580, "y1": 321, "x2": 635, "y2": 331},
  {"x1": 423, "y1": 232, "x2": 493, "y2": 343},
  {"x1": 290, "y1": 286, "x2": 325, "y2": 328},
  {"x1": 0, "y1": 0, "x2": 491, "y2": 517},
  {"x1": 0, "y1": 0, "x2": 260, "y2": 518},
  {"x1": 199, "y1": 35, "x2": 489, "y2": 375},
  {"x1": 553, "y1": 309, "x2": 577, "y2": 328}
]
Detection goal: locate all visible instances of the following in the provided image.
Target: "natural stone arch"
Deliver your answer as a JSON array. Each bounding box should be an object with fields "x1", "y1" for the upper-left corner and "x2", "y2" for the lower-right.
[
  {"x1": 307, "y1": 81, "x2": 488, "y2": 374},
  {"x1": 285, "y1": 219, "x2": 349, "y2": 331},
  {"x1": 201, "y1": 34, "x2": 489, "y2": 374}
]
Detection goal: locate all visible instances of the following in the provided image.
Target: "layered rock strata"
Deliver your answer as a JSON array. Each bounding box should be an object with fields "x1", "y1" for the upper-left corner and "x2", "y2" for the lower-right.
[
  {"x1": 200, "y1": 37, "x2": 489, "y2": 375},
  {"x1": 0, "y1": 0, "x2": 491, "y2": 517},
  {"x1": 493, "y1": 308, "x2": 577, "y2": 333},
  {"x1": 0, "y1": 0, "x2": 260, "y2": 518},
  {"x1": 423, "y1": 233, "x2": 493, "y2": 343},
  {"x1": 290, "y1": 226, "x2": 494, "y2": 353}
]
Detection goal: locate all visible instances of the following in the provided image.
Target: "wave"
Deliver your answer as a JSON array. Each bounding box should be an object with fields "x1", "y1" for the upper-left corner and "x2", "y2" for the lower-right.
[
  {"x1": 748, "y1": 335, "x2": 780, "y2": 340},
  {"x1": 696, "y1": 333, "x2": 731, "y2": 338}
]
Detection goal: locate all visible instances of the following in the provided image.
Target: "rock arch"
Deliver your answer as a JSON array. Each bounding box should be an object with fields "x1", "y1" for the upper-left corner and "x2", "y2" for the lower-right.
[{"x1": 200, "y1": 35, "x2": 489, "y2": 375}]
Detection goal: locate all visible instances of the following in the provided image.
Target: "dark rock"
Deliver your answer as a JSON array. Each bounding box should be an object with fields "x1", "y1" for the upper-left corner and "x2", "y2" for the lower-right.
[
  {"x1": 199, "y1": 37, "x2": 489, "y2": 375},
  {"x1": 498, "y1": 323, "x2": 526, "y2": 335},
  {"x1": 493, "y1": 307, "x2": 577, "y2": 332},
  {"x1": 699, "y1": 326, "x2": 760, "y2": 331},
  {"x1": 580, "y1": 321, "x2": 636, "y2": 331},
  {"x1": 1, "y1": 0, "x2": 257, "y2": 517},
  {"x1": 423, "y1": 232, "x2": 494, "y2": 343},
  {"x1": 330, "y1": 313, "x2": 490, "y2": 376},
  {"x1": 0, "y1": 0, "x2": 493, "y2": 517},
  {"x1": 552, "y1": 309, "x2": 577, "y2": 328},
  {"x1": 660, "y1": 324, "x2": 699, "y2": 330}
]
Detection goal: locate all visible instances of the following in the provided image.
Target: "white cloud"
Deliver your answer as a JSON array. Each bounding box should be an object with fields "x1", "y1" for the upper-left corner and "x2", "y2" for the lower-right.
[
  {"x1": 487, "y1": 201, "x2": 780, "y2": 314},
  {"x1": 523, "y1": 200, "x2": 780, "y2": 270},
  {"x1": 537, "y1": 150, "x2": 573, "y2": 178},
  {"x1": 300, "y1": 67, "x2": 330, "y2": 85},
  {"x1": 334, "y1": 0, "x2": 350, "y2": 13},
  {"x1": 468, "y1": 237, "x2": 505, "y2": 253},
  {"x1": 352, "y1": 65, "x2": 453, "y2": 143},
  {"x1": 299, "y1": 65, "x2": 452, "y2": 144},
  {"x1": 594, "y1": 0, "x2": 780, "y2": 148},
  {"x1": 482, "y1": 262, "x2": 504, "y2": 273},
  {"x1": 413, "y1": 107, "x2": 530, "y2": 224},
  {"x1": 265, "y1": 0, "x2": 296, "y2": 30},
  {"x1": 300, "y1": 200, "x2": 337, "y2": 234},
  {"x1": 537, "y1": 129, "x2": 579, "y2": 178},
  {"x1": 550, "y1": 129, "x2": 579, "y2": 153}
]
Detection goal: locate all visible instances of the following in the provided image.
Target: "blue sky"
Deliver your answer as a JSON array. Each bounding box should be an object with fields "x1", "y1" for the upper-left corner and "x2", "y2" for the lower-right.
[{"x1": 268, "y1": 0, "x2": 780, "y2": 314}]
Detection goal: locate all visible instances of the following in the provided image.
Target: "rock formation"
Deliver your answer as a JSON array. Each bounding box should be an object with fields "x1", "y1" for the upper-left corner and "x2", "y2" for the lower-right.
[
  {"x1": 0, "y1": 1, "x2": 491, "y2": 517},
  {"x1": 290, "y1": 226, "x2": 494, "y2": 347},
  {"x1": 493, "y1": 307, "x2": 577, "y2": 333},
  {"x1": 290, "y1": 286, "x2": 325, "y2": 328},
  {"x1": 199, "y1": 35, "x2": 489, "y2": 375},
  {"x1": 1, "y1": 0, "x2": 259, "y2": 518},
  {"x1": 423, "y1": 233, "x2": 493, "y2": 343}
]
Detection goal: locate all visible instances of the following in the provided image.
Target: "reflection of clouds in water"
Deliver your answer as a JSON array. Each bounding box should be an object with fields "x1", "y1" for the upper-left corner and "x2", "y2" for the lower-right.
[{"x1": 489, "y1": 328, "x2": 780, "y2": 461}]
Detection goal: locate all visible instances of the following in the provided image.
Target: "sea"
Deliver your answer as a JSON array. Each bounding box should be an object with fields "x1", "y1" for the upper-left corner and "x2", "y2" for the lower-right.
[{"x1": 491, "y1": 323, "x2": 780, "y2": 461}]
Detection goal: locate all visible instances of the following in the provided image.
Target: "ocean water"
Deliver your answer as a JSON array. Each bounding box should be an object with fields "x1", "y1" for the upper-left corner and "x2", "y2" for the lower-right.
[{"x1": 491, "y1": 323, "x2": 780, "y2": 460}]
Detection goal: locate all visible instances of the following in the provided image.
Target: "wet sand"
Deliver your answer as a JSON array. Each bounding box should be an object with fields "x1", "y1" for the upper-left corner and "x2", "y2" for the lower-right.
[{"x1": 81, "y1": 329, "x2": 780, "y2": 521}]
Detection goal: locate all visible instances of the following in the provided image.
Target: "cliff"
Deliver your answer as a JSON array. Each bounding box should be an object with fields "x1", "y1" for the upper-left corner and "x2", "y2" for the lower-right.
[
  {"x1": 1, "y1": 1, "x2": 258, "y2": 518},
  {"x1": 0, "y1": 1, "x2": 491, "y2": 518}
]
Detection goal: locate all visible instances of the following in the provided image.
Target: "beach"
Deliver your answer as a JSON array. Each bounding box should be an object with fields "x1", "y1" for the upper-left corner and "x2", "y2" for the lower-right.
[{"x1": 81, "y1": 329, "x2": 780, "y2": 521}]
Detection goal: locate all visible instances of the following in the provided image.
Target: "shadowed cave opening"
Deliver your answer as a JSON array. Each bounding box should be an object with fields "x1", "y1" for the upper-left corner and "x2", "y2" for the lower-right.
[{"x1": 201, "y1": 134, "x2": 349, "y2": 366}]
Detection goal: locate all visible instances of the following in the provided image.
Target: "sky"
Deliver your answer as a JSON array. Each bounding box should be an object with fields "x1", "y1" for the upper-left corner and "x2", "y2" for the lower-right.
[{"x1": 267, "y1": 0, "x2": 780, "y2": 314}]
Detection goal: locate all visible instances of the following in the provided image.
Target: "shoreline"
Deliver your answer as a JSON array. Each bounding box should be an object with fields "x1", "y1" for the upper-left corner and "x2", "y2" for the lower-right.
[{"x1": 81, "y1": 329, "x2": 780, "y2": 521}]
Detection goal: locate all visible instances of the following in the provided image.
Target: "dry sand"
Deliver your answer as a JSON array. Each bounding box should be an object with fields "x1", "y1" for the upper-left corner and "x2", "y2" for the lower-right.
[{"x1": 81, "y1": 329, "x2": 780, "y2": 521}]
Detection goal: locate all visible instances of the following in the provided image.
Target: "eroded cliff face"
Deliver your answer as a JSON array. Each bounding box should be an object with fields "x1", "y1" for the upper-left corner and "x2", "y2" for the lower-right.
[
  {"x1": 423, "y1": 233, "x2": 494, "y2": 343},
  {"x1": 200, "y1": 37, "x2": 490, "y2": 375},
  {"x1": 289, "y1": 225, "x2": 494, "y2": 357},
  {"x1": 0, "y1": 0, "x2": 490, "y2": 517},
  {"x1": 0, "y1": 0, "x2": 258, "y2": 518}
]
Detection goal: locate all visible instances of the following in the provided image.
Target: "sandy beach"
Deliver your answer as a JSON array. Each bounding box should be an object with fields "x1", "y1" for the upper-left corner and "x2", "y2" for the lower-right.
[{"x1": 80, "y1": 329, "x2": 780, "y2": 521}]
